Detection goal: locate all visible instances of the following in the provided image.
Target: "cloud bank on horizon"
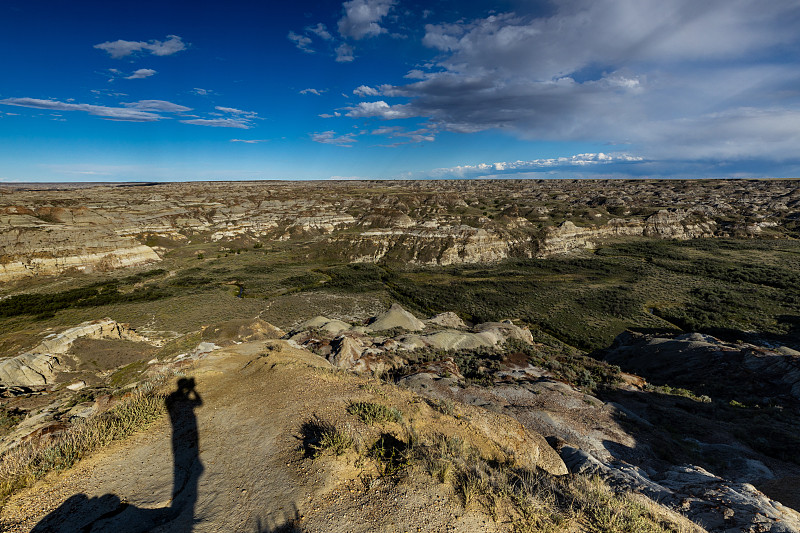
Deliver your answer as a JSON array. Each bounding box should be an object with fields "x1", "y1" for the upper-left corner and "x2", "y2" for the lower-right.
[{"x1": 1, "y1": 0, "x2": 799, "y2": 181}]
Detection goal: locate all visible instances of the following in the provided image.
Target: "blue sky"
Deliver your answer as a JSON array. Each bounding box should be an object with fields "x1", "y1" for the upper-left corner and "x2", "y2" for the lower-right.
[{"x1": 1, "y1": 0, "x2": 799, "y2": 181}]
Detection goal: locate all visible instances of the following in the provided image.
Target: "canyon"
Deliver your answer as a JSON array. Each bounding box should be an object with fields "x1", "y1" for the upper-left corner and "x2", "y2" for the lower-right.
[{"x1": 1, "y1": 179, "x2": 797, "y2": 281}]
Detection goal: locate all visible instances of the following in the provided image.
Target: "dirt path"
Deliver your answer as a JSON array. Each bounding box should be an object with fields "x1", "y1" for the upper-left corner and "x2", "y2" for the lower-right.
[{"x1": 1, "y1": 341, "x2": 504, "y2": 533}]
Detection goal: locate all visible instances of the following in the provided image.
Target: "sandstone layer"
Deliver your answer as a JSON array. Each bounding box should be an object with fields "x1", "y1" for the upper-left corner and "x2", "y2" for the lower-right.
[
  {"x1": 1, "y1": 179, "x2": 798, "y2": 279},
  {"x1": 0, "y1": 318, "x2": 144, "y2": 387}
]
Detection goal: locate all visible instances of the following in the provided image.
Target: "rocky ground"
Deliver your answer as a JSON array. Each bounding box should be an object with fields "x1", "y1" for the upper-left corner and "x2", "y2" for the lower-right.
[
  {"x1": 1, "y1": 179, "x2": 798, "y2": 281},
  {"x1": 1, "y1": 305, "x2": 798, "y2": 531}
]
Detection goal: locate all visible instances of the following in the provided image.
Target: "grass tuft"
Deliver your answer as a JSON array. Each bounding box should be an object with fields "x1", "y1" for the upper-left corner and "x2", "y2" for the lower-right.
[
  {"x1": 300, "y1": 417, "x2": 355, "y2": 458},
  {"x1": 347, "y1": 402, "x2": 403, "y2": 425}
]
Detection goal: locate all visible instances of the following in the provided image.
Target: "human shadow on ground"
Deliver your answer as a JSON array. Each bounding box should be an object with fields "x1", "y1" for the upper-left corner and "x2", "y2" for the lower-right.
[{"x1": 32, "y1": 377, "x2": 204, "y2": 533}]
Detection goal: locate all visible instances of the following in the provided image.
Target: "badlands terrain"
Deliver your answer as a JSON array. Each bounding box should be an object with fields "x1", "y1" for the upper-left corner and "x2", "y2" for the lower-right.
[{"x1": 0, "y1": 179, "x2": 799, "y2": 532}]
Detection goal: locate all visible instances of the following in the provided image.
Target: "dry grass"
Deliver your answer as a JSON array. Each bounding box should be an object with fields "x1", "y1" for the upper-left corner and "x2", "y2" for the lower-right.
[
  {"x1": 347, "y1": 401, "x2": 403, "y2": 425},
  {"x1": 300, "y1": 416, "x2": 357, "y2": 459},
  {"x1": 0, "y1": 372, "x2": 176, "y2": 509},
  {"x1": 408, "y1": 432, "x2": 703, "y2": 533},
  {"x1": 568, "y1": 475, "x2": 704, "y2": 533}
]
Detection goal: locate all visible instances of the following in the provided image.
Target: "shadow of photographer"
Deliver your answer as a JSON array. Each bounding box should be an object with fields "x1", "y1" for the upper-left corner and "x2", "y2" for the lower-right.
[{"x1": 32, "y1": 377, "x2": 204, "y2": 533}]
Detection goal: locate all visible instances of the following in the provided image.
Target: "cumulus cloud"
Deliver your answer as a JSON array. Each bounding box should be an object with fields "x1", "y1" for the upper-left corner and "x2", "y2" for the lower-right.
[
  {"x1": 347, "y1": 0, "x2": 800, "y2": 161},
  {"x1": 300, "y1": 88, "x2": 326, "y2": 95},
  {"x1": 192, "y1": 88, "x2": 211, "y2": 96},
  {"x1": 335, "y1": 43, "x2": 354, "y2": 62},
  {"x1": 319, "y1": 112, "x2": 342, "y2": 118},
  {"x1": 403, "y1": 69, "x2": 427, "y2": 79},
  {"x1": 125, "y1": 68, "x2": 157, "y2": 80},
  {"x1": 425, "y1": 153, "x2": 645, "y2": 178},
  {"x1": 287, "y1": 31, "x2": 314, "y2": 53},
  {"x1": 94, "y1": 35, "x2": 187, "y2": 59},
  {"x1": 307, "y1": 23, "x2": 333, "y2": 40},
  {"x1": 338, "y1": 0, "x2": 396, "y2": 40},
  {"x1": 353, "y1": 85, "x2": 380, "y2": 97},
  {"x1": 311, "y1": 130, "x2": 357, "y2": 146},
  {"x1": 345, "y1": 100, "x2": 411, "y2": 119}
]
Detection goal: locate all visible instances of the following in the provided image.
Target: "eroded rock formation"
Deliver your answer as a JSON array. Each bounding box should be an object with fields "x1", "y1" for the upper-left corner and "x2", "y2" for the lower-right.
[
  {"x1": 1, "y1": 179, "x2": 798, "y2": 279},
  {"x1": 0, "y1": 318, "x2": 144, "y2": 387}
]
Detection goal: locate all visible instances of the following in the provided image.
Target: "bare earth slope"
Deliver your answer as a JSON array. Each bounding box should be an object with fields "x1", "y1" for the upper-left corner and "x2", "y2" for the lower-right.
[{"x1": 1, "y1": 340, "x2": 565, "y2": 533}]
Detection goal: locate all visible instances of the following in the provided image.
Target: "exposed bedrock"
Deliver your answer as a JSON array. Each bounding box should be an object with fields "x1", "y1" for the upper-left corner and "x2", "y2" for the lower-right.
[
  {"x1": 0, "y1": 318, "x2": 144, "y2": 387},
  {"x1": 0, "y1": 222, "x2": 159, "y2": 282},
  {"x1": 1, "y1": 179, "x2": 797, "y2": 276},
  {"x1": 600, "y1": 331, "x2": 800, "y2": 402}
]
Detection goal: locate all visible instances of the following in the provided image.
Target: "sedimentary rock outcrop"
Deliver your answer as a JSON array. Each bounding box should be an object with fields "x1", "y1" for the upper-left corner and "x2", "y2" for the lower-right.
[
  {"x1": 560, "y1": 447, "x2": 800, "y2": 533},
  {"x1": 2, "y1": 179, "x2": 797, "y2": 277},
  {"x1": 601, "y1": 331, "x2": 800, "y2": 402},
  {"x1": 537, "y1": 209, "x2": 717, "y2": 256},
  {"x1": 0, "y1": 318, "x2": 144, "y2": 387},
  {"x1": 288, "y1": 305, "x2": 534, "y2": 374}
]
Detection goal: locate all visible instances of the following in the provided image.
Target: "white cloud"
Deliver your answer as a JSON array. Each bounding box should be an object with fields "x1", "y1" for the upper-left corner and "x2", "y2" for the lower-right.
[
  {"x1": 353, "y1": 85, "x2": 380, "y2": 96},
  {"x1": 319, "y1": 112, "x2": 342, "y2": 118},
  {"x1": 178, "y1": 106, "x2": 261, "y2": 129},
  {"x1": 0, "y1": 97, "x2": 164, "y2": 122},
  {"x1": 347, "y1": 1, "x2": 800, "y2": 161},
  {"x1": 215, "y1": 106, "x2": 257, "y2": 117},
  {"x1": 300, "y1": 88, "x2": 326, "y2": 95},
  {"x1": 338, "y1": 0, "x2": 396, "y2": 40},
  {"x1": 125, "y1": 68, "x2": 157, "y2": 80},
  {"x1": 124, "y1": 100, "x2": 192, "y2": 112},
  {"x1": 230, "y1": 139, "x2": 268, "y2": 143},
  {"x1": 180, "y1": 118, "x2": 252, "y2": 129},
  {"x1": 335, "y1": 43, "x2": 354, "y2": 62},
  {"x1": 371, "y1": 126, "x2": 402, "y2": 135},
  {"x1": 94, "y1": 35, "x2": 187, "y2": 59},
  {"x1": 192, "y1": 88, "x2": 211, "y2": 96},
  {"x1": 345, "y1": 100, "x2": 411, "y2": 119},
  {"x1": 426, "y1": 153, "x2": 645, "y2": 178},
  {"x1": 370, "y1": 125, "x2": 436, "y2": 146},
  {"x1": 288, "y1": 31, "x2": 314, "y2": 53},
  {"x1": 307, "y1": 23, "x2": 333, "y2": 40},
  {"x1": 311, "y1": 130, "x2": 357, "y2": 146}
]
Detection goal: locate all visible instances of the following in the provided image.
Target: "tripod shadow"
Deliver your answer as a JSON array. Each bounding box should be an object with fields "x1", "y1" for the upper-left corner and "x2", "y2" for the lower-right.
[{"x1": 33, "y1": 377, "x2": 204, "y2": 533}]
